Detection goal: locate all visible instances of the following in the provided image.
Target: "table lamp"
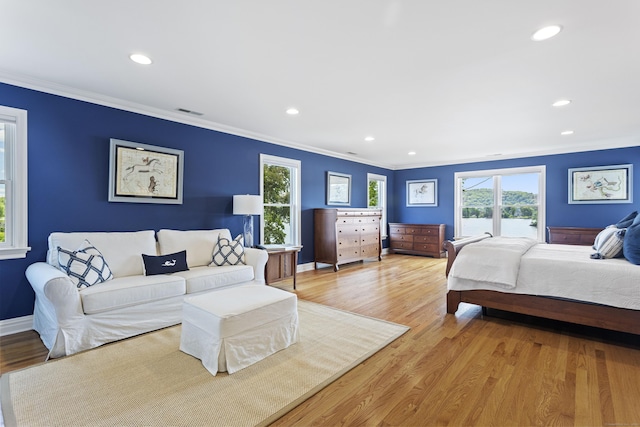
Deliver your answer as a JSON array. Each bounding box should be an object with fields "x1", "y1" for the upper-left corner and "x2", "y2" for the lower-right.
[{"x1": 233, "y1": 195, "x2": 262, "y2": 247}]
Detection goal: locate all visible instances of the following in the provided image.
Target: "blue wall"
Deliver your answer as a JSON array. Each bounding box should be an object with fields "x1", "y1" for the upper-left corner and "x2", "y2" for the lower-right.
[
  {"x1": 0, "y1": 81, "x2": 637, "y2": 321},
  {"x1": 0, "y1": 83, "x2": 393, "y2": 320},
  {"x1": 394, "y1": 148, "x2": 639, "y2": 240}
]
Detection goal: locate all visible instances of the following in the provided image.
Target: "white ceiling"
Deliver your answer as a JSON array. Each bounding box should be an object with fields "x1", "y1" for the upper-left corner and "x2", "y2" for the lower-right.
[{"x1": 2, "y1": 1, "x2": 639, "y2": 169}]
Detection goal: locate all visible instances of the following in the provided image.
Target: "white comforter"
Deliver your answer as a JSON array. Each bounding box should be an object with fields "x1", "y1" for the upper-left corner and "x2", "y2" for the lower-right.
[{"x1": 448, "y1": 241, "x2": 640, "y2": 310}]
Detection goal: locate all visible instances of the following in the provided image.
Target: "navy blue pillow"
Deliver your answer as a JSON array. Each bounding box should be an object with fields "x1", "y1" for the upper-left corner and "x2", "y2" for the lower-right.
[
  {"x1": 622, "y1": 214, "x2": 640, "y2": 265},
  {"x1": 142, "y1": 250, "x2": 189, "y2": 275},
  {"x1": 616, "y1": 211, "x2": 638, "y2": 229}
]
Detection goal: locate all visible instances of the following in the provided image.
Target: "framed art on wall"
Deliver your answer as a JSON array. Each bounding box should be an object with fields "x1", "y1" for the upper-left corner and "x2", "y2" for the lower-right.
[
  {"x1": 326, "y1": 171, "x2": 351, "y2": 206},
  {"x1": 568, "y1": 164, "x2": 633, "y2": 204},
  {"x1": 108, "y1": 138, "x2": 184, "y2": 204},
  {"x1": 406, "y1": 179, "x2": 438, "y2": 207}
]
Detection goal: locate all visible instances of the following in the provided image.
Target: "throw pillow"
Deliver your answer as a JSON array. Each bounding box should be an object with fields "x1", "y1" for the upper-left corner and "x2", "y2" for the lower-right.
[
  {"x1": 591, "y1": 227, "x2": 625, "y2": 259},
  {"x1": 616, "y1": 211, "x2": 638, "y2": 229},
  {"x1": 210, "y1": 234, "x2": 246, "y2": 266},
  {"x1": 142, "y1": 250, "x2": 189, "y2": 276},
  {"x1": 623, "y1": 214, "x2": 640, "y2": 265},
  {"x1": 58, "y1": 240, "x2": 114, "y2": 289}
]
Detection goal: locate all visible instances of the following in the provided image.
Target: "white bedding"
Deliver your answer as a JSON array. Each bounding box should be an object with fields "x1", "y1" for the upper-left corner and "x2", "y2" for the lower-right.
[{"x1": 448, "y1": 242, "x2": 640, "y2": 310}]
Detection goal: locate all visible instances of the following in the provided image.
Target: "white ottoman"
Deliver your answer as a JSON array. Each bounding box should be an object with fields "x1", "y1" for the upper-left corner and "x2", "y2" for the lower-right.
[{"x1": 180, "y1": 284, "x2": 299, "y2": 375}]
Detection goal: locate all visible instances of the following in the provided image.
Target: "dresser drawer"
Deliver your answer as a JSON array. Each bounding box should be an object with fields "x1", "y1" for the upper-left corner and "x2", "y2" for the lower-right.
[
  {"x1": 389, "y1": 226, "x2": 406, "y2": 235},
  {"x1": 361, "y1": 233, "x2": 380, "y2": 246},
  {"x1": 361, "y1": 244, "x2": 380, "y2": 258},
  {"x1": 390, "y1": 240, "x2": 413, "y2": 250},
  {"x1": 414, "y1": 235, "x2": 438, "y2": 244},
  {"x1": 413, "y1": 243, "x2": 440, "y2": 253}
]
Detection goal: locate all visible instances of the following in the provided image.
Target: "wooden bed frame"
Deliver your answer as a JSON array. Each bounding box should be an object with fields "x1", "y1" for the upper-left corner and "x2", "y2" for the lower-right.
[{"x1": 443, "y1": 231, "x2": 640, "y2": 335}]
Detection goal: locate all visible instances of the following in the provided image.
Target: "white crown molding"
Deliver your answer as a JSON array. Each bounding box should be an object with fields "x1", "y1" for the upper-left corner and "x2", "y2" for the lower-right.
[
  {"x1": 0, "y1": 71, "x2": 390, "y2": 169},
  {"x1": 1, "y1": 71, "x2": 637, "y2": 171},
  {"x1": 0, "y1": 315, "x2": 33, "y2": 336}
]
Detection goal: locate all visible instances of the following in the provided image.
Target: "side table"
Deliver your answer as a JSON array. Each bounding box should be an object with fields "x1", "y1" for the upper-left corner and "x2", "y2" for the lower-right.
[{"x1": 264, "y1": 246, "x2": 302, "y2": 289}]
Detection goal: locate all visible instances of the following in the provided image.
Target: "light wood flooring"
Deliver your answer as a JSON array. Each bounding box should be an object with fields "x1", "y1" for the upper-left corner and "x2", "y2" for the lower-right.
[{"x1": 1, "y1": 254, "x2": 639, "y2": 426}]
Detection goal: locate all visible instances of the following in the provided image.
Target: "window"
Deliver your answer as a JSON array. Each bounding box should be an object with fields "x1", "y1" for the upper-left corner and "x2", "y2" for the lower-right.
[
  {"x1": 454, "y1": 166, "x2": 546, "y2": 241},
  {"x1": 260, "y1": 154, "x2": 301, "y2": 246},
  {"x1": 367, "y1": 173, "x2": 388, "y2": 239},
  {"x1": 0, "y1": 105, "x2": 30, "y2": 259}
]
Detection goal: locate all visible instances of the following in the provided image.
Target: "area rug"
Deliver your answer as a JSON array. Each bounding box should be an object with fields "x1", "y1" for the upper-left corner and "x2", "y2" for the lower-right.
[{"x1": 1, "y1": 300, "x2": 408, "y2": 427}]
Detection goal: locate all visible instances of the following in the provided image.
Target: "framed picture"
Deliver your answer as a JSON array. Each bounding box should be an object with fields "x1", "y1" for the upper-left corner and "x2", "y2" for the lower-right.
[
  {"x1": 568, "y1": 164, "x2": 633, "y2": 204},
  {"x1": 108, "y1": 138, "x2": 184, "y2": 204},
  {"x1": 407, "y1": 179, "x2": 438, "y2": 207},
  {"x1": 326, "y1": 171, "x2": 351, "y2": 206}
]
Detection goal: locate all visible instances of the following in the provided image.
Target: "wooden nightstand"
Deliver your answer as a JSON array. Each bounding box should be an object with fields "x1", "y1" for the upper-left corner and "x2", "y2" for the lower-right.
[{"x1": 264, "y1": 246, "x2": 302, "y2": 289}]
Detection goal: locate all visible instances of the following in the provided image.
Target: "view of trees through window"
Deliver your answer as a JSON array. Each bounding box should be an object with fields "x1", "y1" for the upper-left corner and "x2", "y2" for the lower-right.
[
  {"x1": 263, "y1": 164, "x2": 291, "y2": 244},
  {"x1": 457, "y1": 168, "x2": 544, "y2": 239}
]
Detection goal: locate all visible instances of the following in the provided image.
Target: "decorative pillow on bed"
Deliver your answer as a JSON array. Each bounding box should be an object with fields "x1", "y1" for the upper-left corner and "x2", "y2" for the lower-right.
[
  {"x1": 142, "y1": 250, "x2": 189, "y2": 276},
  {"x1": 622, "y1": 214, "x2": 640, "y2": 265},
  {"x1": 210, "y1": 234, "x2": 246, "y2": 266},
  {"x1": 58, "y1": 240, "x2": 114, "y2": 289},
  {"x1": 591, "y1": 227, "x2": 625, "y2": 259},
  {"x1": 616, "y1": 211, "x2": 638, "y2": 229}
]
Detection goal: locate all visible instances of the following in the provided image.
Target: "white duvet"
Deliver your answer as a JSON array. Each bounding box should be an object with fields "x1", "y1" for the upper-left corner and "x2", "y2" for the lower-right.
[{"x1": 448, "y1": 241, "x2": 640, "y2": 311}]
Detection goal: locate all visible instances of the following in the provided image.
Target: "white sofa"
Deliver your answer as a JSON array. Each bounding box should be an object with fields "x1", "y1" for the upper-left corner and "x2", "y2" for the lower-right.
[{"x1": 25, "y1": 229, "x2": 268, "y2": 358}]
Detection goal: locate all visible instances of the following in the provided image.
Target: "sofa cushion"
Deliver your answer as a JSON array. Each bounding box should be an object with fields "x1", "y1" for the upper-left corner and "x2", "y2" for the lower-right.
[
  {"x1": 175, "y1": 265, "x2": 255, "y2": 294},
  {"x1": 57, "y1": 240, "x2": 113, "y2": 288},
  {"x1": 211, "y1": 234, "x2": 246, "y2": 266},
  {"x1": 79, "y1": 274, "x2": 186, "y2": 315},
  {"x1": 48, "y1": 231, "x2": 157, "y2": 278},
  {"x1": 157, "y1": 229, "x2": 232, "y2": 268},
  {"x1": 142, "y1": 250, "x2": 189, "y2": 276}
]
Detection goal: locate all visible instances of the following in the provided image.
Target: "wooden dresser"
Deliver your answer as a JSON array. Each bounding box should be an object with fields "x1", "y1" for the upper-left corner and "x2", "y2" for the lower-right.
[
  {"x1": 547, "y1": 226, "x2": 601, "y2": 245},
  {"x1": 389, "y1": 223, "x2": 446, "y2": 258},
  {"x1": 314, "y1": 208, "x2": 382, "y2": 271}
]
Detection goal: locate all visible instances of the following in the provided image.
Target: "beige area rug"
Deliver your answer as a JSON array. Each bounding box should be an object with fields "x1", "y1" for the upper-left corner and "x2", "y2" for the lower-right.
[{"x1": 1, "y1": 300, "x2": 408, "y2": 427}]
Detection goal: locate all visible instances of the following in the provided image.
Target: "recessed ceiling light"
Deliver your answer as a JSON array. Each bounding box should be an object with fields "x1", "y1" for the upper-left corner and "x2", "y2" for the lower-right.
[
  {"x1": 561, "y1": 130, "x2": 574, "y2": 135},
  {"x1": 286, "y1": 108, "x2": 299, "y2": 115},
  {"x1": 552, "y1": 99, "x2": 571, "y2": 107},
  {"x1": 531, "y1": 25, "x2": 562, "y2": 41},
  {"x1": 364, "y1": 136, "x2": 375, "y2": 142},
  {"x1": 408, "y1": 151, "x2": 416, "y2": 156},
  {"x1": 129, "y1": 53, "x2": 152, "y2": 65}
]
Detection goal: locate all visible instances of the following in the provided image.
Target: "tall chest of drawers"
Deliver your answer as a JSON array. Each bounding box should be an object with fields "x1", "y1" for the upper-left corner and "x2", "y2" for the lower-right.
[
  {"x1": 389, "y1": 223, "x2": 446, "y2": 258},
  {"x1": 314, "y1": 208, "x2": 382, "y2": 271}
]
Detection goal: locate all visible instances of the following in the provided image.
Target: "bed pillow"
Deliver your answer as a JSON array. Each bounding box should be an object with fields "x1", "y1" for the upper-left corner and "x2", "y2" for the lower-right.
[
  {"x1": 142, "y1": 250, "x2": 189, "y2": 276},
  {"x1": 58, "y1": 240, "x2": 114, "y2": 289},
  {"x1": 623, "y1": 214, "x2": 640, "y2": 265},
  {"x1": 616, "y1": 211, "x2": 638, "y2": 229},
  {"x1": 591, "y1": 227, "x2": 625, "y2": 259},
  {"x1": 210, "y1": 234, "x2": 246, "y2": 266}
]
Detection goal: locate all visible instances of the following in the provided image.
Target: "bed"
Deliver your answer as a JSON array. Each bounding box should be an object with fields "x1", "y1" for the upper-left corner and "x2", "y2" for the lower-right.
[{"x1": 444, "y1": 229, "x2": 640, "y2": 335}]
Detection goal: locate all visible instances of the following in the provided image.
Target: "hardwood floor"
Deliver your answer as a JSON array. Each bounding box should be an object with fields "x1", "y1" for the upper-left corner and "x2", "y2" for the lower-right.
[{"x1": 2, "y1": 254, "x2": 639, "y2": 425}]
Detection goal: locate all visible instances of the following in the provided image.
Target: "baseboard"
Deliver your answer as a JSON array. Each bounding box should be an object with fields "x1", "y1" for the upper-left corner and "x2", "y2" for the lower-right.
[
  {"x1": 0, "y1": 315, "x2": 33, "y2": 336},
  {"x1": 296, "y1": 249, "x2": 390, "y2": 273}
]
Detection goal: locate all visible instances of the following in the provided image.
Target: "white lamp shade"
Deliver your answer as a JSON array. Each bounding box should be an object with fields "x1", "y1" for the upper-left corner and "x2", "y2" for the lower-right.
[{"x1": 233, "y1": 195, "x2": 262, "y2": 215}]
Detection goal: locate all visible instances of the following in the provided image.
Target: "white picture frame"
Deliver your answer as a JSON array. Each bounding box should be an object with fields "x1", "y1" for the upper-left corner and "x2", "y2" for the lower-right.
[
  {"x1": 406, "y1": 179, "x2": 438, "y2": 207},
  {"x1": 326, "y1": 171, "x2": 351, "y2": 206}
]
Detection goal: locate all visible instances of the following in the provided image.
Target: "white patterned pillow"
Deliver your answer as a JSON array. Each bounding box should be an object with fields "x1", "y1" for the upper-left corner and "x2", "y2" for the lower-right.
[
  {"x1": 591, "y1": 227, "x2": 625, "y2": 259},
  {"x1": 58, "y1": 240, "x2": 114, "y2": 288},
  {"x1": 210, "y1": 234, "x2": 246, "y2": 266}
]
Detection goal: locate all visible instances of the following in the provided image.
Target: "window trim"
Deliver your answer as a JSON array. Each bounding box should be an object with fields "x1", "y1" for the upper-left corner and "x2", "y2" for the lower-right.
[
  {"x1": 454, "y1": 165, "x2": 546, "y2": 241},
  {"x1": 367, "y1": 173, "x2": 388, "y2": 239},
  {"x1": 0, "y1": 105, "x2": 30, "y2": 260},
  {"x1": 259, "y1": 154, "x2": 301, "y2": 246}
]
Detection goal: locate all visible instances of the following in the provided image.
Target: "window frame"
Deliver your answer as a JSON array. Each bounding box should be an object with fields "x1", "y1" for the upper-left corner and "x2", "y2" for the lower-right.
[
  {"x1": 0, "y1": 105, "x2": 30, "y2": 260},
  {"x1": 367, "y1": 173, "x2": 388, "y2": 239},
  {"x1": 454, "y1": 165, "x2": 546, "y2": 241},
  {"x1": 259, "y1": 154, "x2": 301, "y2": 246}
]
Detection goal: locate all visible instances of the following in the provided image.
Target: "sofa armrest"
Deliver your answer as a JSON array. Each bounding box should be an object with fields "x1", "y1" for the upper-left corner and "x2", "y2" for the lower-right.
[
  {"x1": 25, "y1": 262, "x2": 85, "y2": 325},
  {"x1": 244, "y1": 247, "x2": 268, "y2": 284}
]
